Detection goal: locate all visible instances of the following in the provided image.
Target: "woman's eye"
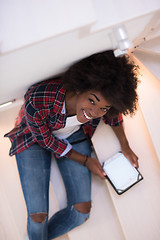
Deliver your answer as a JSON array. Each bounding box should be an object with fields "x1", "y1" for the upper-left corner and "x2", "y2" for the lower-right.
[
  {"x1": 102, "y1": 108, "x2": 108, "y2": 112},
  {"x1": 89, "y1": 98, "x2": 94, "y2": 104}
]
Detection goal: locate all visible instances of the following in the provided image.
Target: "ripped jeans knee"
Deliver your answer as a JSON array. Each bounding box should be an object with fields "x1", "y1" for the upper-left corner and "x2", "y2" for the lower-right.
[
  {"x1": 71, "y1": 206, "x2": 90, "y2": 226},
  {"x1": 27, "y1": 212, "x2": 48, "y2": 239},
  {"x1": 70, "y1": 202, "x2": 91, "y2": 227},
  {"x1": 29, "y1": 212, "x2": 47, "y2": 223}
]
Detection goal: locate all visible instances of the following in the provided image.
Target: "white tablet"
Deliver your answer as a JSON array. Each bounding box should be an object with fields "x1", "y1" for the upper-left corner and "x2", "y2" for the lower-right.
[{"x1": 102, "y1": 152, "x2": 143, "y2": 195}]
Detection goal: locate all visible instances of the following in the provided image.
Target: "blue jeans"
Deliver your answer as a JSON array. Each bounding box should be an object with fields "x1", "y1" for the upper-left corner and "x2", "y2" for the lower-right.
[{"x1": 16, "y1": 128, "x2": 92, "y2": 240}]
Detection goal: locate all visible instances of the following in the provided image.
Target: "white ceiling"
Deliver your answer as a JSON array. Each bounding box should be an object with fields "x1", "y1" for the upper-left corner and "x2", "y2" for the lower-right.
[{"x1": 0, "y1": 0, "x2": 160, "y2": 107}]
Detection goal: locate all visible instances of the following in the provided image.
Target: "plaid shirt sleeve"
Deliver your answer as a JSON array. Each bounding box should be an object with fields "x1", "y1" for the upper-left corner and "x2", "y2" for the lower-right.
[
  {"x1": 82, "y1": 113, "x2": 123, "y2": 140},
  {"x1": 25, "y1": 99, "x2": 72, "y2": 158},
  {"x1": 103, "y1": 113, "x2": 123, "y2": 126}
]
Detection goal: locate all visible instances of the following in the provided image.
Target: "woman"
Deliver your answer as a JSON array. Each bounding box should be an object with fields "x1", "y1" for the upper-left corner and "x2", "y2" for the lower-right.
[{"x1": 5, "y1": 50, "x2": 139, "y2": 239}]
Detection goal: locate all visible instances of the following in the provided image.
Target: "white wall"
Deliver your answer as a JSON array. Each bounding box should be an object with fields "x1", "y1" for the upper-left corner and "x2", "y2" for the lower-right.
[
  {"x1": 132, "y1": 54, "x2": 160, "y2": 162},
  {"x1": 1, "y1": 0, "x2": 160, "y2": 105}
]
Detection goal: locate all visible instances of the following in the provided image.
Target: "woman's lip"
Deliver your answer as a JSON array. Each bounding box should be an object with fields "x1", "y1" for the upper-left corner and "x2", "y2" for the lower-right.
[{"x1": 82, "y1": 110, "x2": 92, "y2": 120}]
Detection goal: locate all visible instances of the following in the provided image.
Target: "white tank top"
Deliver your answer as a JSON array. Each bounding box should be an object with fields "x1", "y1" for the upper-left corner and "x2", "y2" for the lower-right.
[{"x1": 52, "y1": 115, "x2": 82, "y2": 140}]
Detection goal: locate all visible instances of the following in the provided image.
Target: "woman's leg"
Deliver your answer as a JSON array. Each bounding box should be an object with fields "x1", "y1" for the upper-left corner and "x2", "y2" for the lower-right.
[
  {"x1": 48, "y1": 128, "x2": 92, "y2": 239},
  {"x1": 16, "y1": 143, "x2": 51, "y2": 240}
]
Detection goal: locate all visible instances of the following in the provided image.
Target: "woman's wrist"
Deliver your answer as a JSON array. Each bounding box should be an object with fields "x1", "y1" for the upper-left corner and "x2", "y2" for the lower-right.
[
  {"x1": 83, "y1": 155, "x2": 89, "y2": 166},
  {"x1": 69, "y1": 149, "x2": 90, "y2": 166}
]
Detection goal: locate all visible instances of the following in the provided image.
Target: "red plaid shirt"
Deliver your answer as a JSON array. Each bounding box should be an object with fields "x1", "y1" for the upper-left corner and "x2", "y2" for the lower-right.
[{"x1": 5, "y1": 78, "x2": 123, "y2": 157}]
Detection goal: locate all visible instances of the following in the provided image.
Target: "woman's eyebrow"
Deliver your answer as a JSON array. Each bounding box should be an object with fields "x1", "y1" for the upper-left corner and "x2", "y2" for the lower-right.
[
  {"x1": 106, "y1": 105, "x2": 111, "y2": 108},
  {"x1": 90, "y1": 93, "x2": 100, "y2": 102}
]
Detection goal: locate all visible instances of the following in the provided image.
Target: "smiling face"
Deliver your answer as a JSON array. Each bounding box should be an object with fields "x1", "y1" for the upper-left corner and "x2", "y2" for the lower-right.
[{"x1": 75, "y1": 90, "x2": 111, "y2": 123}]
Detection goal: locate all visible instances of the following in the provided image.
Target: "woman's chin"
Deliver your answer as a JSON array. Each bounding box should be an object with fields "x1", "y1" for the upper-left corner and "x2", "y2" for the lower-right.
[{"x1": 77, "y1": 114, "x2": 88, "y2": 124}]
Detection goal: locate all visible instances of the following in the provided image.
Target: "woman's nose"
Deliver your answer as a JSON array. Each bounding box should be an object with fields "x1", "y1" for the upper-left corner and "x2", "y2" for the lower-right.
[{"x1": 90, "y1": 107, "x2": 101, "y2": 117}]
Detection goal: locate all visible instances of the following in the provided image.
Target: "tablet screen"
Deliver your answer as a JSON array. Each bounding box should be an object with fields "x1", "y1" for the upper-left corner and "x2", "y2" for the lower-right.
[{"x1": 103, "y1": 152, "x2": 143, "y2": 194}]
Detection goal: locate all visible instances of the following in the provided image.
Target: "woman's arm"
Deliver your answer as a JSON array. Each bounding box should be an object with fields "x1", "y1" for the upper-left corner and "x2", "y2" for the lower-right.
[
  {"x1": 25, "y1": 101, "x2": 72, "y2": 158},
  {"x1": 111, "y1": 124, "x2": 139, "y2": 168}
]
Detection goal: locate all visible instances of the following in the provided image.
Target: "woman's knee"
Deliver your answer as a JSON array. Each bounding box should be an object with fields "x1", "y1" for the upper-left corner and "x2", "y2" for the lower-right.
[
  {"x1": 74, "y1": 201, "x2": 91, "y2": 214},
  {"x1": 29, "y1": 212, "x2": 47, "y2": 223}
]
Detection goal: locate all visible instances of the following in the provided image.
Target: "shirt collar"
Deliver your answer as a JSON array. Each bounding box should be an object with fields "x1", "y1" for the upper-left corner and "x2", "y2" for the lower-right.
[{"x1": 61, "y1": 101, "x2": 66, "y2": 114}]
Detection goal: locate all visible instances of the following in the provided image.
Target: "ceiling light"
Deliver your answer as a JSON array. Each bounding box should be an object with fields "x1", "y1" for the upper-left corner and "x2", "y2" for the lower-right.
[
  {"x1": 0, "y1": 98, "x2": 24, "y2": 112},
  {"x1": 0, "y1": 99, "x2": 15, "y2": 109},
  {"x1": 112, "y1": 24, "x2": 133, "y2": 57}
]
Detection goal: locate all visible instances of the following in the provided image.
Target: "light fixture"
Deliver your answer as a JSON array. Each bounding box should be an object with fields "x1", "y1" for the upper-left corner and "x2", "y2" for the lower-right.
[
  {"x1": 0, "y1": 99, "x2": 15, "y2": 109},
  {"x1": 0, "y1": 98, "x2": 24, "y2": 112},
  {"x1": 112, "y1": 24, "x2": 133, "y2": 57}
]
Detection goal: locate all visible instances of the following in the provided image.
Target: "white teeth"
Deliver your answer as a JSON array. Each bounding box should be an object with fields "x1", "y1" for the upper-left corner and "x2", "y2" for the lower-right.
[{"x1": 83, "y1": 110, "x2": 92, "y2": 120}]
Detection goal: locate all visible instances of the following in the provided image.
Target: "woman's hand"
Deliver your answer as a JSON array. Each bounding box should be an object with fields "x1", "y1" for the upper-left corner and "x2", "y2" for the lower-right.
[
  {"x1": 85, "y1": 157, "x2": 106, "y2": 179},
  {"x1": 121, "y1": 144, "x2": 139, "y2": 168}
]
